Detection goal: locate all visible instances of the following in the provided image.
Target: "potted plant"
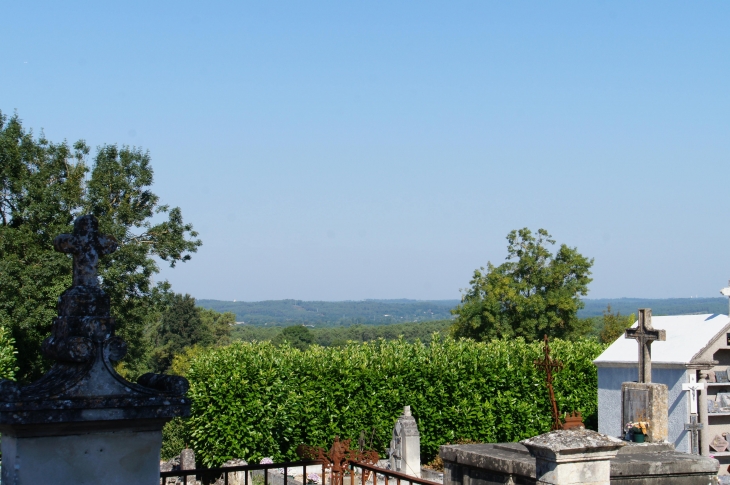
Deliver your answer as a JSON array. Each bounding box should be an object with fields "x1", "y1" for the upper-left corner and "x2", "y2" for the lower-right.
[{"x1": 626, "y1": 421, "x2": 650, "y2": 443}]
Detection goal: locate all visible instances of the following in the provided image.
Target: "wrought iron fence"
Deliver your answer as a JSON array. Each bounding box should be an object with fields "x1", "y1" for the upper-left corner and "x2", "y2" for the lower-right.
[
  {"x1": 160, "y1": 459, "x2": 442, "y2": 485},
  {"x1": 349, "y1": 462, "x2": 442, "y2": 485},
  {"x1": 161, "y1": 435, "x2": 441, "y2": 485},
  {"x1": 159, "y1": 459, "x2": 323, "y2": 485}
]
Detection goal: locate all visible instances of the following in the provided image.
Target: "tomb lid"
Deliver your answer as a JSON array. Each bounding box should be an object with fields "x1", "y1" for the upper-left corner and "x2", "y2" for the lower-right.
[
  {"x1": 594, "y1": 313, "x2": 730, "y2": 366},
  {"x1": 521, "y1": 429, "x2": 625, "y2": 454}
]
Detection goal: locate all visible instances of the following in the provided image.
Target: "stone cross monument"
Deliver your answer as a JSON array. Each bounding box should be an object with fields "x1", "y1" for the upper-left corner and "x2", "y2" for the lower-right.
[
  {"x1": 0, "y1": 215, "x2": 190, "y2": 485},
  {"x1": 682, "y1": 374, "x2": 705, "y2": 455},
  {"x1": 620, "y1": 308, "x2": 668, "y2": 443},
  {"x1": 624, "y1": 308, "x2": 666, "y2": 383},
  {"x1": 388, "y1": 406, "x2": 421, "y2": 478}
]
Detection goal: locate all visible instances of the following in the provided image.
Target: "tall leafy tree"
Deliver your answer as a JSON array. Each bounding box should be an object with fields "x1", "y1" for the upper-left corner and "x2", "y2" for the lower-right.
[
  {"x1": 272, "y1": 325, "x2": 314, "y2": 351},
  {"x1": 198, "y1": 307, "x2": 234, "y2": 347},
  {"x1": 598, "y1": 305, "x2": 635, "y2": 344},
  {"x1": 151, "y1": 295, "x2": 234, "y2": 373},
  {"x1": 0, "y1": 111, "x2": 201, "y2": 382},
  {"x1": 152, "y1": 293, "x2": 208, "y2": 373},
  {"x1": 451, "y1": 228, "x2": 593, "y2": 342}
]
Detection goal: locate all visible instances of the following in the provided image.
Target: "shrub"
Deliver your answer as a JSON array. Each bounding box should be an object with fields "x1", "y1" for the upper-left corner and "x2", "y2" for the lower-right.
[
  {"x1": 185, "y1": 336, "x2": 605, "y2": 467},
  {"x1": 0, "y1": 325, "x2": 18, "y2": 380}
]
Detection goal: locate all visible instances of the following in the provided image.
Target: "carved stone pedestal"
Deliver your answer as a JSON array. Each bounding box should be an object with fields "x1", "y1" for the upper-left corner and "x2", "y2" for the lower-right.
[
  {"x1": 522, "y1": 430, "x2": 625, "y2": 485},
  {"x1": 621, "y1": 382, "x2": 668, "y2": 443}
]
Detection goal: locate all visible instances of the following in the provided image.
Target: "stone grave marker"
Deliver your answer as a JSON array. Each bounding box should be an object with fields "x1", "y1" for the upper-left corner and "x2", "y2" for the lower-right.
[
  {"x1": 621, "y1": 309, "x2": 668, "y2": 442},
  {"x1": 388, "y1": 406, "x2": 421, "y2": 477}
]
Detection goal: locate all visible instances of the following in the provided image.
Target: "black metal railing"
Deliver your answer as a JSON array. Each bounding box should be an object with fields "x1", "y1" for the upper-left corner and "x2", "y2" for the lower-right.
[
  {"x1": 160, "y1": 459, "x2": 324, "y2": 485},
  {"x1": 160, "y1": 457, "x2": 442, "y2": 485},
  {"x1": 351, "y1": 462, "x2": 442, "y2": 485}
]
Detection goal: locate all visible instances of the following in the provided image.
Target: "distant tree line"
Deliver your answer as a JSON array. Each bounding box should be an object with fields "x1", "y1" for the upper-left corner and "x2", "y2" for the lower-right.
[
  {"x1": 232, "y1": 319, "x2": 453, "y2": 349},
  {"x1": 197, "y1": 299, "x2": 457, "y2": 327}
]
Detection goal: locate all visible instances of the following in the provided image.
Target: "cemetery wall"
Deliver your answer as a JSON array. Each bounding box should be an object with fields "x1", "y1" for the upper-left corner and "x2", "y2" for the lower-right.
[
  {"x1": 181, "y1": 336, "x2": 605, "y2": 467},
  {"x1": 597, "y1": 365, "x2": 688, "y2": 452}
]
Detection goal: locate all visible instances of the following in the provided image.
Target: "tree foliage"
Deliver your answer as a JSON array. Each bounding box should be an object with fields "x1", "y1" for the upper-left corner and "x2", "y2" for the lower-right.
[
  {"x1": 152, "y1": 294, "x2": 233, "y2": 373},
  {"x1": 598, "y1": 305, "x2": 635, "y2": 344},
  {"x1": 198, "y1": 307, "x2": 235, "y2": 348},
  {"x1": 451, "y1": 228, "x2": 593, "y2": 342},
  {"x1": 182, "y1": 337, "x2": 605, "y2": 466},
  {"x1": 0, "y1": 111, "x2": 201, "y2": 381},
  {"x1": 271, "y1": 325, "x2": 314, "y2": 351},
  {"x1": 0, "y1": 326, "x2": 18, "y2": 380},
  {"x1": 232, "y1": 319, "x2": 454, "y2": 346}
]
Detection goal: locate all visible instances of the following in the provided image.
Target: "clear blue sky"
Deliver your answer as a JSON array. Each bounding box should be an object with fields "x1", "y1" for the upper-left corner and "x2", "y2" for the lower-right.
[{"x1": 3, "y1": 2, "x2": 730, "y2": 301}]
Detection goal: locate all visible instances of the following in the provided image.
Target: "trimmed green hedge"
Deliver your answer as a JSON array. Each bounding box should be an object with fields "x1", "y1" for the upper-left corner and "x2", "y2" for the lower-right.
[{"x1": 185, "y1": 336, "x2": 605, "y2": 467}]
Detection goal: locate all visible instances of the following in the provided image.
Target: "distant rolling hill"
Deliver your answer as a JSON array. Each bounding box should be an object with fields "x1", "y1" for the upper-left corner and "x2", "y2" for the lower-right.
[
  {"x1": 197, "y1": 297, "x2": 730, "y2": 327},
  {"x1": 577, "y1": 297, "x2": 728, "y2": 318},
  {"x1": 196, "y1": 299, "x2": 459, "y2": 327}
]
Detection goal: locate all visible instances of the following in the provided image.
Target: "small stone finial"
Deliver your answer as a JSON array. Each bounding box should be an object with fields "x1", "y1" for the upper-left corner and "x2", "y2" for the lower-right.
[
  {"x1": 54, "y1": 215, "x2": 118, "y2": 287},
  {"x1": 404, "y1": 405, "x2": 411, "y2": 417}
]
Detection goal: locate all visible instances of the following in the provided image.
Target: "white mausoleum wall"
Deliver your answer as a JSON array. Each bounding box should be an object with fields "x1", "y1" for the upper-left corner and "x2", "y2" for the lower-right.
[{"x1": 597, "y1": 365, "x2": 689, "y2": 452}]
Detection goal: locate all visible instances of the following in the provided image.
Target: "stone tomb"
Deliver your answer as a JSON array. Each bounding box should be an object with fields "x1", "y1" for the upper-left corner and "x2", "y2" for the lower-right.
[
  {"x1": 0, "y1": 215, "x2": 190, "y2": 485},
  {"x1": 440, "y1": 434, "x2": 719, "y2": 485},
  {"x1": 594, "y1": 312, "x2": 730, "y2": 454}
]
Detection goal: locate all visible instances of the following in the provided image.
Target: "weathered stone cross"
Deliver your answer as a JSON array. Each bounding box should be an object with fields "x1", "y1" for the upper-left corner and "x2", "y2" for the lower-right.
[
  {"x1": 685, "y1": 415, "x2": 704, "y2": 455},
  {"x1": 625, "y1": 308, "x2": 666, "y2": 383},
  {"x1": 54, "y1": 215, "x2": 118, "y2": 287},
  {"x1": 683, "y1": 374, "x2": 705, "y2": 455}
]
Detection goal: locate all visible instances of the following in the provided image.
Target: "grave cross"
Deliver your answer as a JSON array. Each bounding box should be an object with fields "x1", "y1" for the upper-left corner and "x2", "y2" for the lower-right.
[
  {"x1": 625, "y1": 308, "x2": 666, "y2": 383},
  {"x1": 682, "y1": 374, "x2": 705, "y2": 415},
  {"x1": 54, "y1": 215, "x2": 118, "y2": 287},
  {"x1": 683, "y1": 374, "x2": 705, "y2": 455},
  {"x1": 684, "y1": 415, "x2": 704, "y2": 455},
  {"x1": 534, "y1": 334, "x2": 563, "y2": 431}
]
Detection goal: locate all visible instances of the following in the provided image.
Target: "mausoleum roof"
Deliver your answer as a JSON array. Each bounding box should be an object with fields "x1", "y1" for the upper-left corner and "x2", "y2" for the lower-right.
[{"x1": 594, "y1": 313, "x2": 730, "y2": 366}]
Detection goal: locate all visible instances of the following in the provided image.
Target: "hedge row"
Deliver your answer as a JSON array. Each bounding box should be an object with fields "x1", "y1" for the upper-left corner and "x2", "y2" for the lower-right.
[{"x1": 185, "y1": 336, "x2": 605, "y2": 467}]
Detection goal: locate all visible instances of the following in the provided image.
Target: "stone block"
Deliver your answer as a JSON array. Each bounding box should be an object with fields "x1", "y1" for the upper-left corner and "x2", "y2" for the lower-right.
[
  {"x1": 521, "y1": 430, "x2": 624, "y2": 485},
  {"x1": 621, "y1": 382, "x2": 668, "y2": 443},
  {"x1": 2, "y1": 429, "x2": 162, "y2": 485}
]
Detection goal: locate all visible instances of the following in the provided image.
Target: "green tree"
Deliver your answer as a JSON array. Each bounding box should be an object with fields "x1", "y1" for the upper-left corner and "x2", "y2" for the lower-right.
[
  {"x1": 152, "y1": 293, "x2": 210, "y2": 373},
  {"x1": 451, "y1": 228, "x2": 593, "y2": 342},
  {"x1": 198, "y1": 307, "x2": 234, "y2": 347},
  {"x1": 272, "y1": 325, "x2": 314, "y2": 351},
  {"x1": 598, "y1": 305, "x2": 635, "y2": 344},
  {"x1": 152, "y1": 295, "x2": 234, "y2": 373},
  {"x1": 0, "y1": 111, "x2": 201, "y2": 382}
]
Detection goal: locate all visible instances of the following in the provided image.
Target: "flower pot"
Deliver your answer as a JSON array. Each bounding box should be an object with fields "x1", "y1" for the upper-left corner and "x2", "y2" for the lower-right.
[{"x1": 632, "y1": 428, "x2": 645, "y2": 443}]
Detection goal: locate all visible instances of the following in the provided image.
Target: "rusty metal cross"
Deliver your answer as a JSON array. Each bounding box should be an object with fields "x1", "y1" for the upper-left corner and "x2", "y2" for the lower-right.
[
  {"x1": 625, "y1": 309, "x2": 666, "y2": 384},
  {"x1": 54, "y1": 215, "x2": 118, "y2": 287},
  {"x1": 534, "y1": 334, "x2": 563, "y2": 431}
]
